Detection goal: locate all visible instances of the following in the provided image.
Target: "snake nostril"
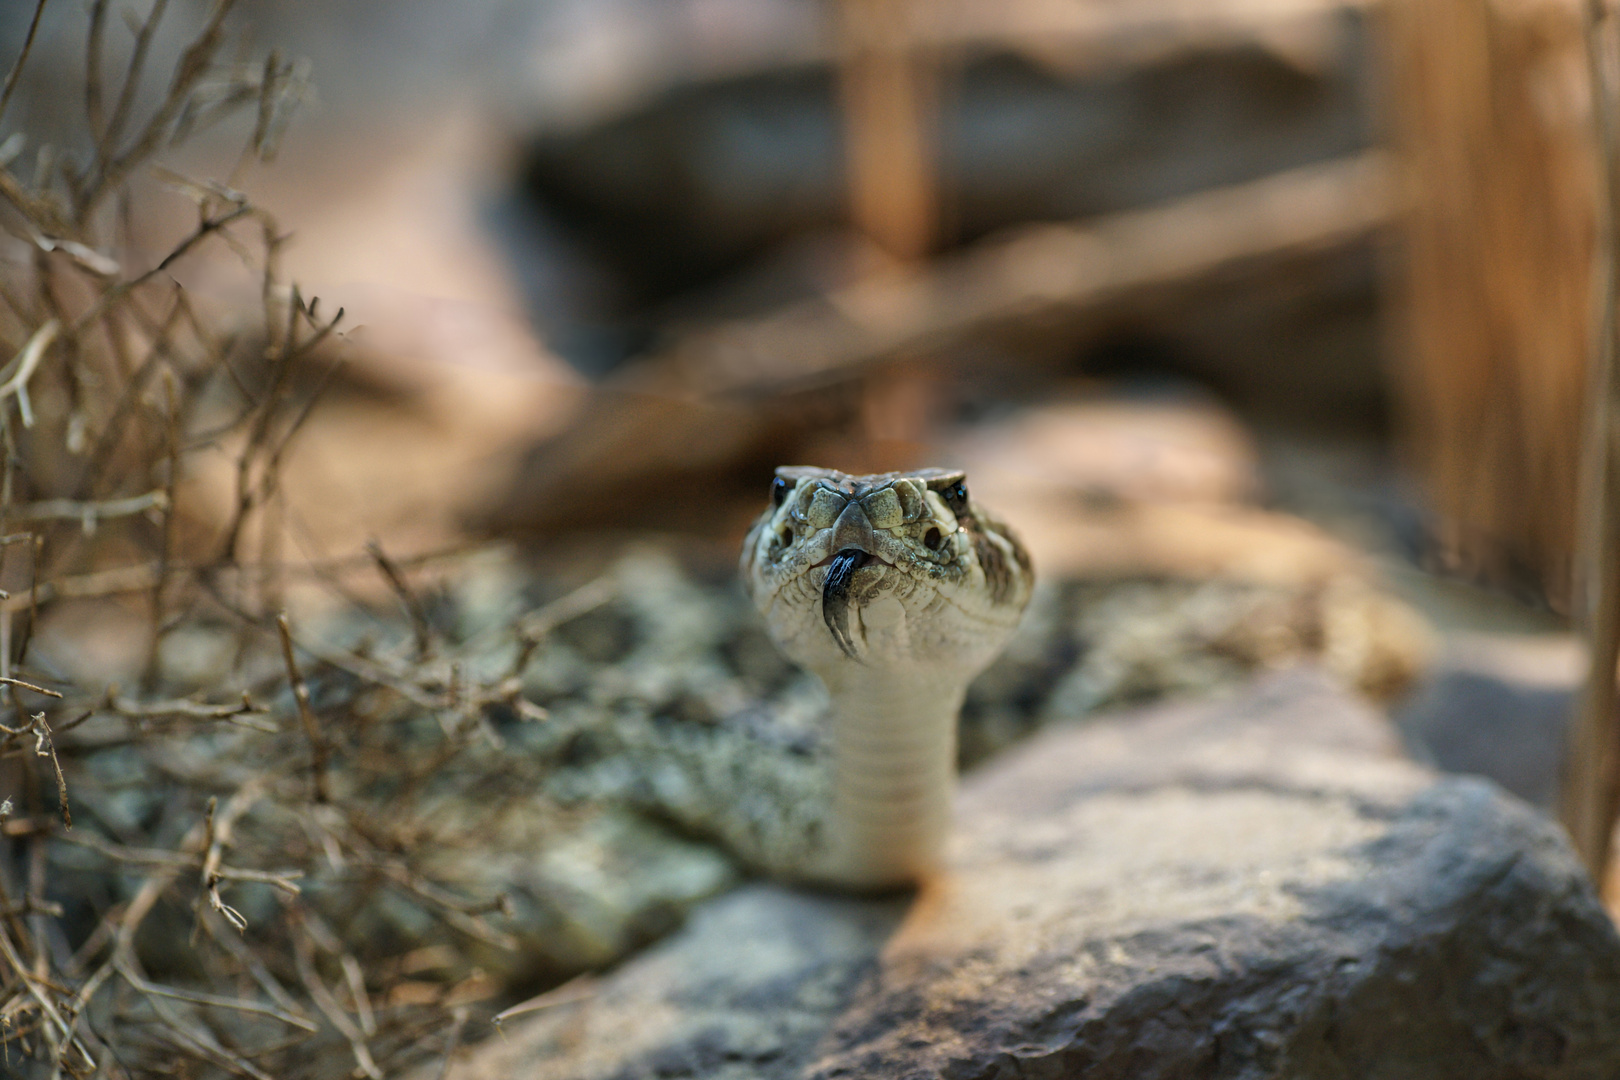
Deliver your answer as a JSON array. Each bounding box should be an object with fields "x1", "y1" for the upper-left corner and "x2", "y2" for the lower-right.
[
  {"x1": 778, "y1": 525, "x2": 792, "y2": 547},
  {"x1": 923, "y1": 527, "x2": 943, "y2": 551}
]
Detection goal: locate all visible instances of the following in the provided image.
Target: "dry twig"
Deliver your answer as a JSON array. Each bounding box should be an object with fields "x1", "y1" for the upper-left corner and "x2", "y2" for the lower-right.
[{"x1": 0, "y1": 5, "x2": 619, "y2": 1074}]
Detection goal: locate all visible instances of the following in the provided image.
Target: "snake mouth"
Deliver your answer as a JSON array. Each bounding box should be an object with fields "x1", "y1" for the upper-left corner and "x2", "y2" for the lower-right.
[
  {"x1": 810, "y1": 549, "x2": 892, "y2": 570},
  {"x1": 822, "y1": 548, "x2": 871, "y2": 659}
]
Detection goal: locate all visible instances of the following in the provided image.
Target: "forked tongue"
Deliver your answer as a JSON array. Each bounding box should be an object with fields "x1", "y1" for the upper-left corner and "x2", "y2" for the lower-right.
[{"x1": 822, "y1": 548, "x2": 870, "y2": 659}]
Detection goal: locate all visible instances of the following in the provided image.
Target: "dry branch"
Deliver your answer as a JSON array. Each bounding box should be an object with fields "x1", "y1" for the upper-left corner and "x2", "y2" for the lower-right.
[
  {"x1": 0, "y1": 0, "x2": 689, "y2": 1070},
  {"x1": 491, "y1": 973, "x2": 597, "y2": 1027},
  {"x1": 277, "y1": 611, "x2": 329, "y2": 803},
  {"x1": 0, "y1": 319, "x2": 57, "y2": 428},
  {"x1": 0, "y1": 0, "x2": 49, "y2": 127},
  {"x1": 660, "y1": 151, "x2": 1392, "y2": 395},
  {"x1": 494, "y1": 152, "x2": 1393, "y2": 534},
  {"x1": 369, "y1": 538, "x2": 433, "y2": 658},
  {"x1": 293, "y1": 914, "x2": 383, "y2": 1080},
  {"x1": 8, "y1": 489, "x2": 166, "y2": 530},
  {"x1": 0, "y1": 4, "x2": 569, "y2": 1074}
]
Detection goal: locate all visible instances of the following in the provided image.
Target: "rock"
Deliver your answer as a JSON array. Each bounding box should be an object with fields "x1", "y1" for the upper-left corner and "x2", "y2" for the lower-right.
[
  {"x1": 954, "y1": 398, "x2": 1264, "y2": 511},
  {"x1": 1394, "y1": 633, "x2": 1581, "y2": 810},
  {"x1": 442, "y1": 667, "x2": 1620, "y2": 1079},
  {"x1": 818, "y1": 672, "x2": 1617, "y2": 1079},
  {"x1": 428, "y1": 806, "x2": 741, "y2": 988},
  {"x1": 1032, "y1": 575, "x2": 1431, "y2": 718},
  {"x1": 453, "y1": 887, "x2": 905, "y2": 1080}
]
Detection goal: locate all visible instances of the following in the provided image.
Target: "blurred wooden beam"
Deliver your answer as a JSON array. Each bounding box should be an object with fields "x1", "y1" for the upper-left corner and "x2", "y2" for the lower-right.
[
  {"x1": 659, "y1": 151, "x2": 1392, "y2": 395},
  {"x1": 1384, "y1": 0, "x2": 1594, "y2": 606},
  {"x1": 933, "y1": 0, "x2": 1376, "y2": 73},
  {"x1": 837, "y1": 0, "x2": 938, "y2": 261},
  {"x1": 1564, "y1": 0, "x2": 1620, "y2": 892},
  {"x1": 485, "y1": 152, "x2": 1392, "y2": 538}
]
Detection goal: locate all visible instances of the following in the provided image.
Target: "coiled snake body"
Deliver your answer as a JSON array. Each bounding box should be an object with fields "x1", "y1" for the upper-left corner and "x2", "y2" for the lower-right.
[{"x1": 741, "y1": 466, "x2": 1034, "y2": 888}]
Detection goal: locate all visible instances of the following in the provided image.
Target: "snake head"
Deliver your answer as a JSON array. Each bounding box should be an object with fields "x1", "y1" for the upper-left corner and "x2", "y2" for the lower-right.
[{"x1": 740, "y1": 466, "x2": 1033, "y2": 678}]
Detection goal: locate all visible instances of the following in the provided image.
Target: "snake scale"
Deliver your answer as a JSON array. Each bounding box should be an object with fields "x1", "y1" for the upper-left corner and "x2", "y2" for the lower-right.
[{"x1": 740, "y1": 466, "x2": 1035, "y2": 888}]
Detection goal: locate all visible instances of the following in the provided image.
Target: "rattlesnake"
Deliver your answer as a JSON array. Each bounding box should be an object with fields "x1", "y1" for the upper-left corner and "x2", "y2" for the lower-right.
[
  {"x1": 386, "y1": 476, "x2": 1428, "y2": 981},
  {"x1": 524, "y1": 469, "x2": 1426, "y2": 904},
  {"x1": 738, "y1": 466, "x2": 1035, "y2": 888}
]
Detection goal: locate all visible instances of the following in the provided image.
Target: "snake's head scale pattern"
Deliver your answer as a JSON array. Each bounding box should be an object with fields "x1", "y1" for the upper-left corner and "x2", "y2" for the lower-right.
[
  {"x1": 741, "y1": 466, "x2": 1034, "y2": 681},
  {"x1": 738, "y1": 465, "x2": 1034, "y2": 887}
]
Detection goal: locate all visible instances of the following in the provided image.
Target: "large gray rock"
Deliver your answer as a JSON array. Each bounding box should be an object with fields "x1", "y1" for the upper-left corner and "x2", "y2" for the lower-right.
[{"x1": 447, "y1": 668, "x2": 1620, "y2": 1079}]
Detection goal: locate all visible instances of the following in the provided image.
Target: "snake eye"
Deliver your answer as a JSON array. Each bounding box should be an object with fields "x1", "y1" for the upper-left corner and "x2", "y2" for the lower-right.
[
  {"x1": 941, "y1": 482, "x2": 968, "y2": 515},
  {"x1": 771, "y1": 477, "x2": 791, "y2": 507}
]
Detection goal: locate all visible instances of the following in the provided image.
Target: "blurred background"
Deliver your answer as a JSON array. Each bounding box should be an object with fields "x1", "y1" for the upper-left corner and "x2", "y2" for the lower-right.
[
  {"x1": 0, "y1": 0, "x2": 1611, "y2": 1071},
  {"x1": 2, "y1": 0, "x2": 1577, "y2": 589},
  {"x1": 3, "y1": 0, "x2": 1598, "y2": 862}
]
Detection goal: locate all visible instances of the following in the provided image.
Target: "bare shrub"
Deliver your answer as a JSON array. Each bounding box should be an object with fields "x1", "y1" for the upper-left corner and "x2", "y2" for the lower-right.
[{"x1": 0, "y1": 3, "x2": 579, "y2": 1075}]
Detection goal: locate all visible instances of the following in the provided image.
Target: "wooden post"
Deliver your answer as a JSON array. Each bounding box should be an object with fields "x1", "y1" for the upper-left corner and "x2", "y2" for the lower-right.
[
  {"x1": 1565, "y1": 0, "x2": 1620, "y2": 889},
  {"x1": 835, "y1": 0, "x2": 938, "y2": 262},
  {"x1": 1383, "y1": 0, "x2": 1596, "y2": 606}
]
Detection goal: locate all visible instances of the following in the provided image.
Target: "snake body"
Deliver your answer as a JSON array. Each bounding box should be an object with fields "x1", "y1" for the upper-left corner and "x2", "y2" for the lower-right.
[{"x1": 741, "y1": 466, "x2": 1034, "y2": 888}]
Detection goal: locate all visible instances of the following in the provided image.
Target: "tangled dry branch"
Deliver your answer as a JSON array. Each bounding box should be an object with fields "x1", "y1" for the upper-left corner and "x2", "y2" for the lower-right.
[{"x1": 0, "y1": 3, "x2": 591, "y2": 1076}]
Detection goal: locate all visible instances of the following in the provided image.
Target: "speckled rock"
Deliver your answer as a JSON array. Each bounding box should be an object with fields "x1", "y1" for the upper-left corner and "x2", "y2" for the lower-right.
[{"x1": 440, "y1": 668, "x2": 1620, "y2": 1079}]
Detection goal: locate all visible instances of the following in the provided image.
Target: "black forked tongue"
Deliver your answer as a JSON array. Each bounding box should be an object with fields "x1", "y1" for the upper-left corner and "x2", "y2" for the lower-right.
[{"x1": 822, "y1": 548, "x2": 870, "y2": 659}]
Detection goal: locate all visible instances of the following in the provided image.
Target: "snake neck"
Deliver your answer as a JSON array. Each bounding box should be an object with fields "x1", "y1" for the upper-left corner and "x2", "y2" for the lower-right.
[{"x1": 812, "y1": 666, "x2": 965, "y2": 890}]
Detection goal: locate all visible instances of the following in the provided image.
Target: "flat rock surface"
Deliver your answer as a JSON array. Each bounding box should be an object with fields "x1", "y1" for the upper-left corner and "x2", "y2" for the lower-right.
[{"x1": 446, "y1": 668, "x2": 1620, "y2": 1079}]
